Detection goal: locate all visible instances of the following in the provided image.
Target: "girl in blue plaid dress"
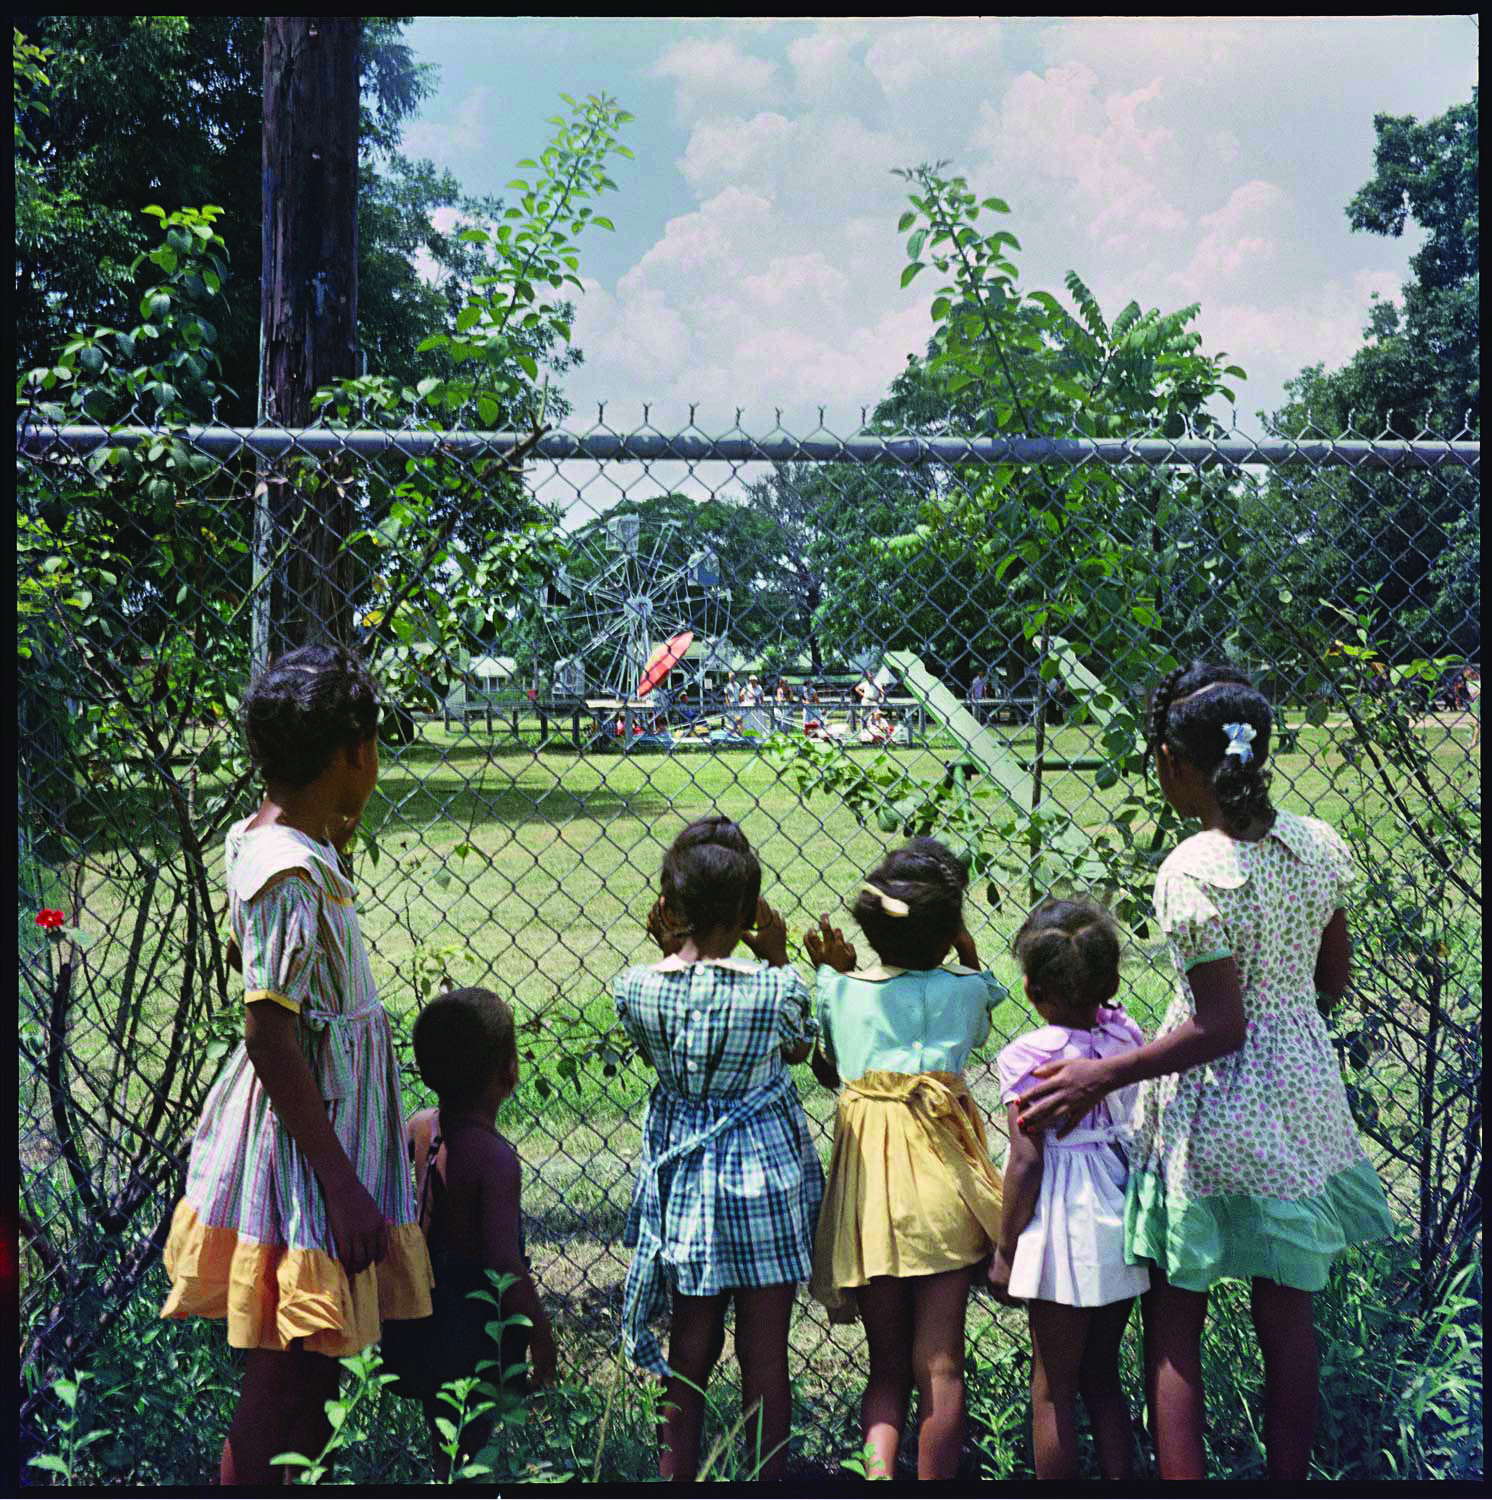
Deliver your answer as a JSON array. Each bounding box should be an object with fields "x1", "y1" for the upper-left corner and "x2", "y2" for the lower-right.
[{"x1": 614, "y1": 816, "x2": 823, "y2": 1482}]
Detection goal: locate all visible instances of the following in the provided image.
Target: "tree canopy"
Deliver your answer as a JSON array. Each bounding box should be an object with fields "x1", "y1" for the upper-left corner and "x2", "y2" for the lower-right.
[
  {"x1": 1265, "y1": 87, "x2": 1479, "y2": 660},
  {"x1": 13, "y1": 17, "x2": 579, "y2": 427}
]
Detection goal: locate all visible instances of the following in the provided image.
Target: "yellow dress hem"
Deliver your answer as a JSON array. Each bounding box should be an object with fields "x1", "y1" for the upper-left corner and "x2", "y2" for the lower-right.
[
  {"x1": 160, "y1": 1198, "x2": 433, "y2": 1357},
  {"x1": 811, "y1": 1070, "x2": 1003, "y2": 1322}
]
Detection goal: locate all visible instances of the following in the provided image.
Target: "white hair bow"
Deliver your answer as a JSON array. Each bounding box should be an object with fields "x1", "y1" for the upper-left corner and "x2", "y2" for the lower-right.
[
  {"x1": 861, "y1": 883, "x2": 909, "y2": 917},
  {"x1": 1222, "y1": 722, "x2": 1257, "y2": 764}
]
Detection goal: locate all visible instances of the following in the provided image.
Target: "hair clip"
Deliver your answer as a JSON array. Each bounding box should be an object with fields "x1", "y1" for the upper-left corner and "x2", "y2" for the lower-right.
[
  {"x1": 862, "y1": 883, "x2": 910, "y2": 917},
  {"x1": 1222, "y1": 722, "x2": 1256, "y2": 764}
]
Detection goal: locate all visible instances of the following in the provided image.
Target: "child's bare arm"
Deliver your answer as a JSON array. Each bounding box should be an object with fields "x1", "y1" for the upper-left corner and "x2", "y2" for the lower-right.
[
  {"x1": 645, "y1": 897, "x2": 686, "y2": 957},
  {"x1": 803, "y1": 916, "x2": 856, "y2": 974},
  {"x1": 1314, "y1": 909, "x2": 1351, "y2": 1004},
  {"x1": 740, "y1": 901, "x2": 790, "y2": 966},
  {"x1": 479, "y1": 1141, "x2": 557, "y2": 1387},
  {"x1": 244, "y1": 1002, "x2": 389, "y2": 1275},
  {"x1": 990, "y1": 1102, "x2": 1043, "y2": 1305},
  {"x1": 809, "y1": 1043, "x2": 840, "y2": 1091}
]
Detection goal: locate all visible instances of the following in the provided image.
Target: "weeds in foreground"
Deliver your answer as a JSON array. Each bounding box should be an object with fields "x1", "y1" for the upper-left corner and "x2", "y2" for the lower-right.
[{"x1": 23, "y1": 1240, "x2": 1482, "y2": 1485}]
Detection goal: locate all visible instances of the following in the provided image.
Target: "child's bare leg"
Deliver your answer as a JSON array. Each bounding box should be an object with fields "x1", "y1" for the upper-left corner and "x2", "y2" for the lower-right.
[
  {"x1": 1141, "y1": 1272, "x2": 1208, "y2": 1480},
  {"x1": 856, "y1": 1277, "x2": 914, "y2": 1479},
  {"x1": 1078, "y1": 1297, "x2": 1136, "y2": 1480},
  {"x1": 221, "y1": 1346, "x2": 339, "y2": 1486},
  {"x1": 732, "y1": 1283, "x2": 797, "y2": 1481},
  {"x1": 1250, "y1": 1278, "x2": 1316, "y2": 1483},
  {"x1": 909, "y1": 1267, "x2": 970, "y2": 1481},
  {"x1": 1027, "y1": 1299, "x2": 1091, "y2": 1480},
  {"x1": 660, "y1": 1291, "x2": 729, "y2": 1482}
]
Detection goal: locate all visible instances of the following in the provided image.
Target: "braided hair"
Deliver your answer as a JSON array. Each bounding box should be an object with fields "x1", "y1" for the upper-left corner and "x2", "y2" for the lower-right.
[
  {"x1": 1146, "y1": 660, "x2": 1274, "y2": 834},
  {"x1": 660, "y1": 815, "x2": 762, "y2": 936},
  {"x1": 851, "y1": 836, "x2": 969, "y2": 970},
  {"x1": 1012, "y1": 896, "x2": 1121, "y2": 1015},
  {"x1": 242, "y1": 644, "x2": 380, "y2": 788}
]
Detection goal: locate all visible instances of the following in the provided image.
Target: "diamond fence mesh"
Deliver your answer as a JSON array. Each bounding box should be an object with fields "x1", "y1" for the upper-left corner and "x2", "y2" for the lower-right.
[{"x1": 16, "y1": 411, "x2": 1481, "y2": 1443}]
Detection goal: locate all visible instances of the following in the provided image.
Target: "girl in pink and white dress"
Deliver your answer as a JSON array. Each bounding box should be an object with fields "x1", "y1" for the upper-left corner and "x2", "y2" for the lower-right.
[{"x1": 990, "y1": 897, "x2": 1148, "y2": 1482}]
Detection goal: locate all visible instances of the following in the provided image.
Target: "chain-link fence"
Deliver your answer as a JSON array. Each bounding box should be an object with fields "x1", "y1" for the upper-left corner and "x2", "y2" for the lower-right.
[{"x1": 16, "y1": 411, "x2": 1481, "y2": 1446}]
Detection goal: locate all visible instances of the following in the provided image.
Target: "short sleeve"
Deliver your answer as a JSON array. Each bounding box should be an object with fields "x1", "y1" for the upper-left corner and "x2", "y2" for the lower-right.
[
  {"x1": 1155, "y1": 865, "x2": 1233, "y2": 971},
  {"x1": 975, "y1": 970, "x2": 1009, "y2": 1051},
  {"x1": 814, "y1": 967, "x2": 839, "y2": 1065},
  {"x1": 613, "y1": 971, "x2": 641, "y2": 1043},
  {"x1": 997, "y1": 1037, "x2": 1045, "y2": 1105},
  {"x1": 239, "y1": 873, "x2": 318, "y2": 1014},
  {"x1": 1316, "y1": 820, "x2": 1359, "y2": 909},
  {"x1": 776, "y1": 968, "x2": 817, "y2": 1049}
]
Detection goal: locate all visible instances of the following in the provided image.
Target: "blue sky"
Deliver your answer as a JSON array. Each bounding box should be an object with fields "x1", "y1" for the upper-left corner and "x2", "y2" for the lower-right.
[{"x1": 396, "y1": 17, "x2": 1477, "y2": 440}]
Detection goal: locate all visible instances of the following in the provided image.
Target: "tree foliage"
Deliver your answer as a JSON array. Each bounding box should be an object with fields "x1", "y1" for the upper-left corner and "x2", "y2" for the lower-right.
[
  {"x1": 12, "y1": 17, "x2": 587, "y2": 433},
  {"x1": 1264, "y1": 88, "x2": 1479, "y2": 661}
]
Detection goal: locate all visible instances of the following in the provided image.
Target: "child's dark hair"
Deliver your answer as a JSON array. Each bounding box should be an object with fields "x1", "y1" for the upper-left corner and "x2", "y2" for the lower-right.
[
  {"x1": 242, "y1": 644, "x2": 380, "y2": 788},
  {"x1": 1146, "y1": 660, "x2": 1274, "y2": 833},
  {"x1": 1013, "y1": 897, "x2": 1121, "y2": 1012},
  {"x1": 851, "y1": 837, "x2": 968, "y2": 970},
  {"x1": 661, "y1": 816, "x2": 762, "y2": 935},
  {"x1": 413, "y1": 987, "x2": 517, "y2": 1105}
]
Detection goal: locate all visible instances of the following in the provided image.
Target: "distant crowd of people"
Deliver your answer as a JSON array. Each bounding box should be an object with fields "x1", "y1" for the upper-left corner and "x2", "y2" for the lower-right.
[{"x1": 718, "y1": 669, "x2": 895, "y2": 741}]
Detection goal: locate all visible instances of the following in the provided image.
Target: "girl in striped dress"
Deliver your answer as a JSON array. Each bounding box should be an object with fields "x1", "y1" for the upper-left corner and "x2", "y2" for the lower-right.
[
  {"x1": 615, "y1": 816, "x2": 823, "y2": 1482},
  {"x1": 160, "y1": 646, "x2": 432, "y2": 1485}
]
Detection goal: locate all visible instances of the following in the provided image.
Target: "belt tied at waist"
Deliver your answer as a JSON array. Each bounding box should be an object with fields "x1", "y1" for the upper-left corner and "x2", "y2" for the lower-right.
[
  {"x1": 1042, "y1": 1123, "x2": 1126, "y2": 1150},
  {"x1": 302, "y1": 1000, "x2": 383, "y2": 1102},
  {"x1": 646, "y1": 1070, "x2": 793, "y2": 1178},
  {"x1": 837, "y1": 1070, "x2": 999, "y2": 1195},
  {"x1": 842, "y1": 1069, "x2": 971, "y2": 1119}
]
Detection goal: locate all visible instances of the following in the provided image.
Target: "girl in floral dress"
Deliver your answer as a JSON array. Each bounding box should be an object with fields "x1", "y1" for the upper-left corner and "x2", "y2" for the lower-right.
[
  {"x1": 160, "y1": 646, "x2": 432, "y2": 1485},
  {"x1": 1017, "y1": 661, "x2": 1393, "y2": 1482},
  {"x1": 616, "y1": 816, "x2": 822, "y2": 1482}
]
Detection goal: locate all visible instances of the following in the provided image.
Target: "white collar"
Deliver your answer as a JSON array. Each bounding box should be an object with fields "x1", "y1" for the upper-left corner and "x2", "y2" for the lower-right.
[{"x1": 649, "y1": 954, "x2": 760, "y2": 974}]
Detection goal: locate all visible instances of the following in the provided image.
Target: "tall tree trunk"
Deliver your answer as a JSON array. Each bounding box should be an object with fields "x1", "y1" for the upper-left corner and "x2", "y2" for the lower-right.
[{"x1": 256, "y1": 16, "x2": 361, "y2": 659}]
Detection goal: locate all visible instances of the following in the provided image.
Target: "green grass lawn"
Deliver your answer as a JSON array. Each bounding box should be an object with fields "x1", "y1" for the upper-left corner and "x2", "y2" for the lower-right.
[{"x1": 22, "y1": 711, "x2": 1480, "y2": 1422}]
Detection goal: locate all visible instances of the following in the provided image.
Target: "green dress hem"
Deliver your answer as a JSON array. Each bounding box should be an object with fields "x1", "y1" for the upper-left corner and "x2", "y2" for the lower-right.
[{"x1": 1124, "y1": 1157, "x2": 1394, "y2": 1292}]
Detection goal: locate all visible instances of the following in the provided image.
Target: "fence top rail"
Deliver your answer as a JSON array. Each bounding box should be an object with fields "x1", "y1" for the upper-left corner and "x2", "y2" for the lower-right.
[{"x1": 14, "y1": 423, "x2": 1482, "y2": 470}]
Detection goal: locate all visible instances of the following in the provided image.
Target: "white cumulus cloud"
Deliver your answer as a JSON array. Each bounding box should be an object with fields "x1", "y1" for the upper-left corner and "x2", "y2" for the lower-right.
[{"x1": 651, "y1": 37, "x2": 782, "y2": 122}]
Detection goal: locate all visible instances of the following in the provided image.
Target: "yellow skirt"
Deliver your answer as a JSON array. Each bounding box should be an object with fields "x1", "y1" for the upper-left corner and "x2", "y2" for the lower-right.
[
  {"x1": 810, "y1": 1071, "x2": 1003, "y2": 1322},
  {"x1": 160, "y1": 1199, "x2": 433, "y2": 1357}
]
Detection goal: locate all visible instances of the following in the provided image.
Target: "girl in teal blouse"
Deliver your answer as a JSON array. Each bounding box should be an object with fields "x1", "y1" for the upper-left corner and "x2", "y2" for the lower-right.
[{"x1": 805, "y1": 838, "x2": 1007, "y2": 1480}]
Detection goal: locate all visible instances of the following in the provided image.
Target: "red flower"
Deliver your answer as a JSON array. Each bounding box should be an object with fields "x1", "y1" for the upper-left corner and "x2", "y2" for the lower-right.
[{"x1": 35, "y1": 910, "x2": 65, "y2": 930}]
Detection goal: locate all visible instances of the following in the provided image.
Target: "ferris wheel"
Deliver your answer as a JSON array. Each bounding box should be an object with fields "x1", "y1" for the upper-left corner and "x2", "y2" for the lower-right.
[{"x1": 544, "y1": 514, "x2": 726, "y2": 701}]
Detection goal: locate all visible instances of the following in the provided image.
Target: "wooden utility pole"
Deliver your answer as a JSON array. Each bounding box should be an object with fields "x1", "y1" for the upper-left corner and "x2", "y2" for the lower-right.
[{"x1": 253, "y1": 16, "x2": 361, "y2": 661}]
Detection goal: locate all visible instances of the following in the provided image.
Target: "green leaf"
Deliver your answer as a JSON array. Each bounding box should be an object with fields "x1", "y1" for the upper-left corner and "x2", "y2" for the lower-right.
[
  {"x1": 897, "y1": 211, "x2": 917, "y2": 233},
  {"x1": 458, "y1": 228, "x2": 490, "y2": 244},
  {"x1": 27, "y1": 1457, "x2": 71, "y2": 1477},
  {"x1": 981, "y1": 196, "x2": 1011, "y2": 213},
  {"x1": 900, "y1": 262, "x2": 926, "y2": 288},
  {"x1": 478, "y1": 395, "x2": 500, "y2": 427}
]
